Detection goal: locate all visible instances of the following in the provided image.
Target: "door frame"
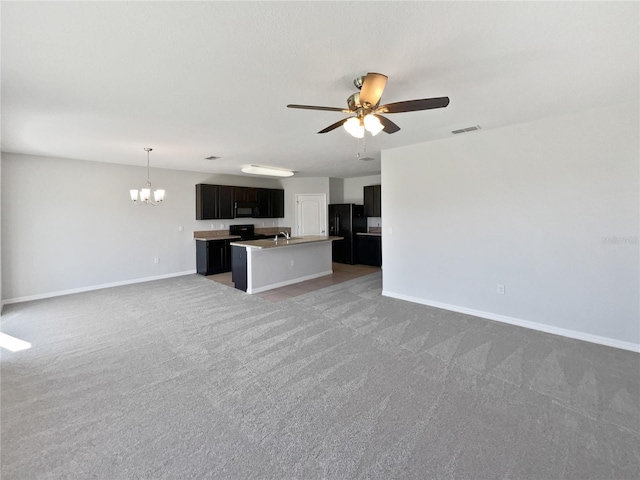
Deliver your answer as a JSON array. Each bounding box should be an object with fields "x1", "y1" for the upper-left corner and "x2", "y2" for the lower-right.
[{"x1": 295, "y1": 193, "x2": 327, "y2": 237}]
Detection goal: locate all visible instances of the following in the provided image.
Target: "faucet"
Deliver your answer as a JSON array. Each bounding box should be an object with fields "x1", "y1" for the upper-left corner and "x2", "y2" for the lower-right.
[{"x1": 278, "y1": 231, "x2": 290, "y2": 240}]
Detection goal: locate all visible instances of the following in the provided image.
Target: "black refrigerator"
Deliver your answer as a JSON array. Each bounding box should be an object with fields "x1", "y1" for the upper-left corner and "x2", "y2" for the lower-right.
[{"x1": 329, "y1": 204, "x2": 367, "y2": 264}]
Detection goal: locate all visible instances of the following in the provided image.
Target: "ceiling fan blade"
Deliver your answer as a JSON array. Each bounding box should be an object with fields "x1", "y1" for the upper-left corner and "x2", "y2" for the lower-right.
[
  {"x1": 318, "y1": 117, "x2": 349, "y2": 134},
  {"x1": 287, "y1": 104, "x2": 347, "y2": 112},
  {"x1": 377, "y1": 97, "x2": 449, "y2": 114},
  {"x1": 359, "y1": 73, "x2": 388, "y2": 107},
  {"x1": 374, "y1": 115, "x2": 400, "y2": 134}
]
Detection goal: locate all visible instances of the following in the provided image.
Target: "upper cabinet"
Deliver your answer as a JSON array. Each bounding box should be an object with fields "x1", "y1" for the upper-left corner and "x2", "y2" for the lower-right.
[
  {"x1": 269, "y1": 189, "x2": 285, "y2": 218},
  {"x1": 196, "y1": 184, "x2": 284, "y2": 219},
  {"x1": 364, "y1": 185, "x2": 382, "y2": 217},
  {"x1": 234, "y1": 186, "x2": 259, "y2": 203},
  {"x1": 196, "y1": 184, "x2": 234, "y2": 220},
  {"x1": 254, "y1": 188, "x2": 284, "y2": 218}
]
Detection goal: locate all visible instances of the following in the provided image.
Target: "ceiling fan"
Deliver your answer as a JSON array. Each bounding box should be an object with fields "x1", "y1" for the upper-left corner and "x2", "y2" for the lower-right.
[{"x1": 287, "y1": 72, "x2": 449, "y2": 138}]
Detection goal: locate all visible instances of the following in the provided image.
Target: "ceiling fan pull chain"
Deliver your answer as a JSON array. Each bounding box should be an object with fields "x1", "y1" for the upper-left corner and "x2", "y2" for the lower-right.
[{"x1": 356, "y1": 135, "x2": 366, "y2": 158}]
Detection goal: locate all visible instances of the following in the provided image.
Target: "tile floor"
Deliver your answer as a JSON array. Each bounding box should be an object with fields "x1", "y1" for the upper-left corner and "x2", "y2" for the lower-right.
[{"x1": 206, "y1": 263, "x2": 380, "y2": 303}]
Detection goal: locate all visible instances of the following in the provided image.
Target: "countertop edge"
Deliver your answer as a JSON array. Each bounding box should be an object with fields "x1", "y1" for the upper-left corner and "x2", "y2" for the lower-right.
[
  {"x1": 230, "y1": 236, "x2": 343, "y2": 250},
  {"x1": 195, "y1": 236, "x2": 242, "y2": 241}
]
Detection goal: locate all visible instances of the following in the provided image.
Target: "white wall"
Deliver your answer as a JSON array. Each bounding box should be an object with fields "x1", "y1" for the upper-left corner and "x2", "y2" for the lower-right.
[
  {"x1": 329, "y1": 177, "x2": 344, "y2": 204},
  {"x1": 343, "y1": 174, "x2": 381, "y2": 203},
  {"x1": 0, "y1": 152, "x2": 3, "y2": 310},
  {"x1": 0, "y1": 153, "x2": 281, "y2": 301},
  {"x1": 382, "y1": 103, "x2": 639, "y2": 350}
]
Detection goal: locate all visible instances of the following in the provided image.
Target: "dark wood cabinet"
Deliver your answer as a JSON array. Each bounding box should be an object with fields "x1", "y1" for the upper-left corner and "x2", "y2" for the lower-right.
[
  {"x1": 364, "y1": 185, "x2": 381, "y2": 217},
  {"x1": 196, "y1": 239, "x2": 232, "y2": 275},
  {"x1": 269, "y1": 189, "x2": 285, "y2": 218},
  {"x1": 357, "y1": 234, "x2": 382, "y2": 267},
  {"x1": 218, "y1": 186, "x2": 234, "y2": 218},
  {"x1": 255, "y1": 188, "x2": 270, "y2": 218},
  {"x1": 196, "y1": 184, "x2": 234, "y2": 220},
  {"x1": 254, "y1": 188, "x2": 284, "y2": 218},
  {"x1": 231, "y1": 246, "x2": 247, "y2": 291},
  {"x1": 196, "y1": 184, "x2": 284, "y2": 219},
  {"x1": 234, "y1": 187, "x2": 258, "y2": 203}
]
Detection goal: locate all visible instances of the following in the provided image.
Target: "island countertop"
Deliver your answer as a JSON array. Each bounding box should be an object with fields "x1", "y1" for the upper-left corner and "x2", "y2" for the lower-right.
[{"x1": 230, "y1": 235, "x2": 343, "y2": 249}]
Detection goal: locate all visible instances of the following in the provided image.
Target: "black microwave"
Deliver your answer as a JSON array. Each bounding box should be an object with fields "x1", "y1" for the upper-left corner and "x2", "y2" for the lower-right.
[{"x1": 235, "y1": 202, "x2": 259, "y2": 218}]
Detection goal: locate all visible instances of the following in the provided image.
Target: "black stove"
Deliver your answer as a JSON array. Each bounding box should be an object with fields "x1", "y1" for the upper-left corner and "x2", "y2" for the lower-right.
[{"x1": 229, "y1": 224, "x2": 268, "y2": 241}]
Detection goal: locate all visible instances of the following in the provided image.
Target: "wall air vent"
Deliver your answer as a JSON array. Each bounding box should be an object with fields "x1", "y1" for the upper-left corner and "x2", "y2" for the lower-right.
[
  {"x1": 204, "y1": 156, "x2": 221, "y2": 160},
  {"x1": 452, "y1": 125, "x2": 481, "y2": 134},
  {"x1": 359, "y1": 157, "x2": 375, "y2": 161}
]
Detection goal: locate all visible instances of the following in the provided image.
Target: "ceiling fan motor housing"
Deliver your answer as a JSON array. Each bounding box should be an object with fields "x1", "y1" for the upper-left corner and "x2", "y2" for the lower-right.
[{"x1": 347, "y1": 93, "x2": 361, "y2": 112}]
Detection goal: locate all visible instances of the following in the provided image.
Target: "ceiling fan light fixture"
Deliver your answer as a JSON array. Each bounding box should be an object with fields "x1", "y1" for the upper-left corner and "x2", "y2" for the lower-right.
[
  {"x1": 241, "y1": 165, "x2": 294, "y2": 177},
  {"x1": 287, "y1": 72, "x2": 450, "y2": 137},
  {"x1": 344, "y1": 117, "x2": 364, "y2": 138},
  {"x1": 364, "y1": 114, "x2": 384, "y2": 136}
]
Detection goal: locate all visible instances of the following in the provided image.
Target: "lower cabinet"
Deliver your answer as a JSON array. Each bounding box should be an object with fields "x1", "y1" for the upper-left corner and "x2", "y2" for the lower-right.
[
  {"x1": 357, "y1": 235, "x2": 382, "y2": 267},
  {"x1": 231, "y1": 246, "x2": 247, "y2": 291},
  {"x1": 196, "y1": 239, "x2": 231, "y2": 275}
]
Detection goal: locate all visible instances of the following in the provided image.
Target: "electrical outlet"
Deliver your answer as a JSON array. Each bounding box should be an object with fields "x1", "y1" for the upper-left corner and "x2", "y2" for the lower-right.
[
  {"x1": 219, "y1": 223, "x2": 225, "y2": 229},
  {"x1": 290, "y1": 259, "x2": 294, "y2": 266},
  {"x1": 178, "y1": 226, "x2": 184, "y2": 232},
  {"x1": 389, "y1": 227, "x2": 393, "y2": 235},
  {"x1": 154, "y1": 257, "x2": 160, "y2": 264},
  {"x1": 211, "y1": 224, "x2": 215, "y2": 230},
  {"x1": 497, "y1": 284, "x2": 505, "y2": 295}
]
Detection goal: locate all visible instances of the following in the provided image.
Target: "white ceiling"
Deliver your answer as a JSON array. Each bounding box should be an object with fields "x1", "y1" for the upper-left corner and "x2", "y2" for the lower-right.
[{"x1": 2, "y1": 1, "x2": 638, "y2": 178}]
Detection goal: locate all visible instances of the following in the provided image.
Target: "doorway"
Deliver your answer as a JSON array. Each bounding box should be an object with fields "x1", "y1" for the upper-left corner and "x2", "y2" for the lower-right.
[{"x1": 295, "y1": 194, "x2": 327, "y2": 237}]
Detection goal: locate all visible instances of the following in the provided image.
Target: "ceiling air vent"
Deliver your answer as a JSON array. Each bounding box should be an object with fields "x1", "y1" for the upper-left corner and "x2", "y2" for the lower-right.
[
  {"x1": 204, "y1": 156, "x2": 220, "y2": 160},
  {"x1": 452, "y1": 125, "x2": 481, "y2": 134}
]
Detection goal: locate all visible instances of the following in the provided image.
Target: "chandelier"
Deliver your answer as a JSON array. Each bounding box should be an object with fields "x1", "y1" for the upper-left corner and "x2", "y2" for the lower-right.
[{"x1": 130, "y1": 148, "x2": 165, "y2": 205}]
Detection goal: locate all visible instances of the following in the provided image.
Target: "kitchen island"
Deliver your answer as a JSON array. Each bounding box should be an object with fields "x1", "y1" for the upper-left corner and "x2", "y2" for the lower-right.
[{"x1": 230, "y1": 235, "x2": 342, "y2": 293}]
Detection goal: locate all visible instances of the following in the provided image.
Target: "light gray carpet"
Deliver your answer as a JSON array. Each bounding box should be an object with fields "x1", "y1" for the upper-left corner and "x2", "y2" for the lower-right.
[{"x1": 1, "y1": 272, "x2": 638, "y2": 479}]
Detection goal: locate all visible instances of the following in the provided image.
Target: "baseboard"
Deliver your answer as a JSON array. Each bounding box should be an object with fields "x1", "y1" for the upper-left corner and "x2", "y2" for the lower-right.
[
  {"x1": 3, "y1": 270, "x2": 197, "y2": 305},
  {"x1": 250, "y1": 270, "x2": 333, "y2": 294},
  {"x1": 381, "y1": 290, "x2": 640, "y2": 353}
]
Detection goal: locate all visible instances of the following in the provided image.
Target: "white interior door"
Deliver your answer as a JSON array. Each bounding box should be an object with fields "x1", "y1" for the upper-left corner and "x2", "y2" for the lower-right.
[{"x1": 296, "y1": 194, "x2": 327, "y2": 236}]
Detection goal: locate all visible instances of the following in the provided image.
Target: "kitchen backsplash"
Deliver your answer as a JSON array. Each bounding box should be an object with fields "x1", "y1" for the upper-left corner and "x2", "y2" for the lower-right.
[
  {"x1": 194, "y1": 226, "x2": 291, "y2": 239},
  {"x1": 367, "y1": 217, "x2": 381, "y2": 232},
  {"x1": 255, "y1": 227, "x2": 291, "y2": 236}
]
